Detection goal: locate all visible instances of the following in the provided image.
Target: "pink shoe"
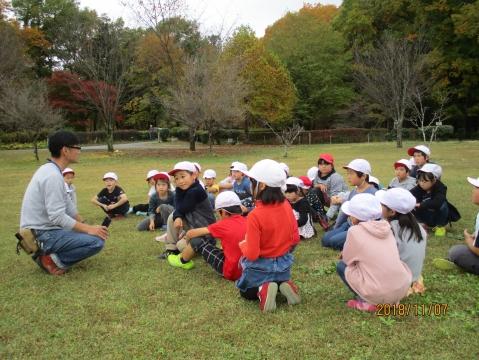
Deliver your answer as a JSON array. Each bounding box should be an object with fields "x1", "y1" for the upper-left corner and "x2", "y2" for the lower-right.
[{"x1": 346, "y1": 299, "x2": 376, "y2": 312}]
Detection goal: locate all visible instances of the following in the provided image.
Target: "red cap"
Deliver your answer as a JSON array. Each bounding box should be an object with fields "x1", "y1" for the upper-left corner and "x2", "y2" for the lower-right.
[
  {"x1": 152, "y1": 173, "x2": 170, "y2": 182},
  {"x1": 299, "y1": 176, "x2": 312, "y2": 188},
  {"x1": 318, "y1": 153, "x2": 334, "y2": 165}
]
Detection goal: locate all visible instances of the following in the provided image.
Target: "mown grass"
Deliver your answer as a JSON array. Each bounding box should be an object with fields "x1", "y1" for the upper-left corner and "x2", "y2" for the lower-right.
[{"x1": 1, "y1": 141, "x2": 478, "y2": 359}]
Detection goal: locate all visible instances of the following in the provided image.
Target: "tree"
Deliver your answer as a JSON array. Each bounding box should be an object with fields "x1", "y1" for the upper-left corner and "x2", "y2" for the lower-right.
[
  {"x1": 353, "y1": 34, "x2": 427, "y2": 148},
  {"x1": 223, "y1": 26, "x2": 297, "y2": 138},
  {"x1": 165, "y1": 49, "x2": 247, "y2": 151},
  {"x1": 263, "y1": 4, "x2": 355, "y2": 129},
  {"x1": 71, "y1": 18, "x2": 132, "y2": 151},
  {"x1": 0, "y1": 20, "x2": 29, "y2": 83},
  {"x1": 0, "y1": 79, "x2": 63, "y2": 160}
]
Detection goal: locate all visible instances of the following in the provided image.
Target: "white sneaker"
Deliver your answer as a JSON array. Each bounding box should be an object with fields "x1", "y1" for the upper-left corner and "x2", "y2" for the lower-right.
[{"x1": 155, "y1": 234, "x2": 168, "y2": 243}]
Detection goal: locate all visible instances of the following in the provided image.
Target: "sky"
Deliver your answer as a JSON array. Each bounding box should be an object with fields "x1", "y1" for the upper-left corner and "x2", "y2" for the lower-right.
[{"x1": 78, "y1": 0, "x2": 343, "y2": 37}]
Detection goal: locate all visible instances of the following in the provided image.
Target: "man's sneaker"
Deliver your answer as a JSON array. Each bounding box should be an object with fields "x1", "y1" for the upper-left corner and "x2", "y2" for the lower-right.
[
  {"x1": 279, "y1": 280, "x2": 301, "y2": 305},
  {"x1": 157, "y1": 249, "x2": 179, "y2": 260},
  {"x1": 433, "y1": 258, "x2": 460, "y2": 271},
  {"x1": 433, "y1": 226, "x2": 446, "y2": 237},
  {"x1": 34, "y1": 255, "x2": 66, "y2": 276},
  {"x1": 346, "y1": 299, "x2": 376, "y2": 312},
  {"x1": 257, "y1": 282, "x2": 278, "y2": 312},
  {"x1": 167, "y1": 254, "x2": 194, "y2": 270}
]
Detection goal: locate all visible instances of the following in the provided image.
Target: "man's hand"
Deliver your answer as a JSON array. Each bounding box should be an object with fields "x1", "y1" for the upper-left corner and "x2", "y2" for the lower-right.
[
  {"x1": 87, "y1": 225, "x2": 109, "y2": 241},
  {"x1": 174, "y1": 217, "x2": 183, "y2": 231},
  {"x1": 149, "y1": 220, "x2": 155, "y2": 231}
]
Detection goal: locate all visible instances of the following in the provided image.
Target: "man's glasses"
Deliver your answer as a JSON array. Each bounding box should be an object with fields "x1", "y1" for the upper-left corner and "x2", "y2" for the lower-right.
[{"x1": 67, "y1": 145, "x2": 82, "y2": 150}]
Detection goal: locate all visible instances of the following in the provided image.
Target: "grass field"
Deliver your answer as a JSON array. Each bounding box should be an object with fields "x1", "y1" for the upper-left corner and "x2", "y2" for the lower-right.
[{"x1": 1, "y1": 141, "x2": 478, "y2": 359}]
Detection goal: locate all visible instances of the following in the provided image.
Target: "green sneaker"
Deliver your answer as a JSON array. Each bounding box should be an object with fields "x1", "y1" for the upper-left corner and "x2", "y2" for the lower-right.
[
  {"x1": 433, "y1": 226, "x2": 446, "y2": 237},
  {"x1": 167, "y1": 254, "x2": 194, "y2": 270},
  {"x1": 433, "y1": 258, "x2": 459, "y2": 271}
]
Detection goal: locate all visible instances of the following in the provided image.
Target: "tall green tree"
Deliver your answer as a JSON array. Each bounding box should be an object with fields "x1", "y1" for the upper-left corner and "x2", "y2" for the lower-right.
[{"x1": 263, "y1": 4, "x2": 355, "y2": 129}]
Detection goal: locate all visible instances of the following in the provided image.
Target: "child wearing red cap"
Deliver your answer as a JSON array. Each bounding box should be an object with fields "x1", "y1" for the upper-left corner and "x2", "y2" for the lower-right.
[
  {"x1": 312, "y1": 153, "x2": 348, "y2": 221},
  {"x1": 137, "y1": 173, "x2": 175, "y2": 231}
]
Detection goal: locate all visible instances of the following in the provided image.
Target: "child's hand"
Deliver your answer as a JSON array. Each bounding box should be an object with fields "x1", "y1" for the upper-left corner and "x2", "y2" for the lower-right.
[
  {"x1": 149, "y1": 220, "x2": 155, "y2": 231},
  {"x1": 174, "y1": 217, "x2": 183, "y2": 231},
  {"x1": 317, "y1": 184, "x2": 327, "y2": 192},
  {"x1": 184, "y1": 230, "x2": 194, "y2": 242},
  {"x1": 331, "y1": 196, "x2": 341, "y2": 205},
  {"x1": 156, "y1": 206, "x2": 161, "y2": 214},
  {"x1": 103, "y1": 204, "x2": 109, "y2": 211},
  {"x1": 464, "y1": 229, "x2": 474, "y2": 245},
  {"x1": 240, "y1": 205, "x2": 248, "y2": 213}
]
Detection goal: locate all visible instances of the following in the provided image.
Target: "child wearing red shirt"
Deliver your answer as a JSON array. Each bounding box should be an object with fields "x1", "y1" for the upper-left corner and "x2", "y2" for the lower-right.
[
  {"x1": 168, "y1": 191, "x2": 246, "y2": 281},
  {"x1": 237, "y1": 159, "x2": 301, "y2": 313}
]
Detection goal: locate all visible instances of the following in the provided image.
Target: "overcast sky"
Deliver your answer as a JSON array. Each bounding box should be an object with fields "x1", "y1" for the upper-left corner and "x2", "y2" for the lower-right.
[{"x1": 79, "y1": 0, "x2": 343, "y2": 37}]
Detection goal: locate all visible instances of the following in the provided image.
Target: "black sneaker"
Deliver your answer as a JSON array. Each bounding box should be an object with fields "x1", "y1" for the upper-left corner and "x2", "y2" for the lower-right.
[{"x1": 157, "y1": 249, "x2": 180, "y2": 260}]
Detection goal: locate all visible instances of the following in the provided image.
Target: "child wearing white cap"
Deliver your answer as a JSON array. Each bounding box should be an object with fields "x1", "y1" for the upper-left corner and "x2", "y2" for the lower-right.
[
  {"x1": 218, "y1": 161, "x2": 239, "y2": 191},
  {"x1": 167, "y1": 191, "x2": 247, "y2": 281},
  {"x1": 91, "y1": 172, "x2": 130, "y2": 218},
  {"x1": 204, "y1": 169, "x2": 219, "y2": 208},
  {"x1": 322, "y1": 159, "x2": 377, "y2": 251},
  {"x1": 407, "y1": 145, "x2": 433, "y2": 178},
  {"x1": 129, "y1": 169, "x2": 160, "y2": 216},
  {"x1": 376, "y1": 188, "x2": 427, "y2": 295},
  {"x1": 410, "y1": 164, "x2": 450, "y2": 236},
  {"x1": 337, "y1": 193, "x2": 412, "y2": 312},
  {"x1": 285, "y1": 177, "x2": 316, "y2": 239},
  {"x1": 434, "y1": 177, "x2": 479, "y2": 275},
  {"x1": 388, "y1": 159, "x2": 417, "y2": 190},
  {"x1": 236, "y1": 159, "x2": 301, "y2": 312},
  {"x1": 159, "y1": 161, "x2": 216, "y2": 259}
]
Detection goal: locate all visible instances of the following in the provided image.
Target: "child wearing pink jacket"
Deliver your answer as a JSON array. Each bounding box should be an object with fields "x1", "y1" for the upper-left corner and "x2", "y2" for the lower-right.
[{"x1": 336, "y1": 193, "x2": 412, "y2": 312}]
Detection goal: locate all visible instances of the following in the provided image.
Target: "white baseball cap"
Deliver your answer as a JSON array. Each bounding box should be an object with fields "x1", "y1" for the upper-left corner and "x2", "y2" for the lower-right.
[
  {"x1": 279, "y1": 162, "x2": 290, "y2": 176},
  {"x1": 193, "y1": 162, "x2": 201, "y2": 172},
  {"x1": 168, "y1": 161, "x2": 196, "y2": 176},
  {"x1": 467, "y1": 177, "x2": 479, "y2": 188},
  {"x1": 341, "y1": 193, "x2": 383, "y2": 222},
  {"x1": 243, "y1": 159, "x2": 287, "y2": 188},
  {"x1": 394, "y1": 159, "x2": 412, "y2": 171},
  {"x1": 62, "y1": 167, "x2": 74, "y2": 176},
  {"x1": 407, "y1": 145, "x2": 431, "y2": 157},
  {"x1": 215, "y1": 191, "x2": 242, "y2": 210},
  {"x1": 418, "y1": 163, "x2": 442, "y2": 179},
  {"x1": 286, "y1": 176, "x2": 307, "y2": 189},
  {"x1": 146, "y1": 169, "x2": 160, "y2": 180},
  {"x1": 375, "y1": 188, "x2": 416, "y2": 214},
  {"x1": 203, "y1": 169, "x2": 217, "y2": 179},
  {"x1": 230, "y1": 162, "x2": 248, "y2": 173},
  {"x1": 103, "y1": 172, "x2": 118, "y2": 181},
  {"x1": 307, "y1": 166, "x2": 318, "y2": 181},
  {"x1": 343, "y1": 159, "x2": 371, "y2": 175},
  {"x1": 368, "y1": 175, "x2": 380, "y2": 187}
]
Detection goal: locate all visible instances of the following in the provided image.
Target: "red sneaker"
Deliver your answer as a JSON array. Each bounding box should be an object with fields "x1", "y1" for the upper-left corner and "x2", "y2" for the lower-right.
[
  {"x1": 257, "y1": 282, "x2": 278, "y2": 312},
  {"x1": 279, "y1": 280, "x2": 301, "y2": 305},
  {"x1": 346, "y1": 299, "x2": 376, "y2": 312},
  {"x1": 35, "y1": 255, "x2": 66, "y2": 276}
]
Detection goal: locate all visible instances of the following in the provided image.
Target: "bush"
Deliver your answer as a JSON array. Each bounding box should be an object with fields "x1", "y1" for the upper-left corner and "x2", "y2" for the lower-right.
[
  {"x1": 159, "y1": 128, "x2": 170, "y2": 142},
  {"x1": 170, "y1": 127, "x2": 190, "y2": 141},
  {"x1": 435, "y1": 125, "x2": 454, "y2": 140}
]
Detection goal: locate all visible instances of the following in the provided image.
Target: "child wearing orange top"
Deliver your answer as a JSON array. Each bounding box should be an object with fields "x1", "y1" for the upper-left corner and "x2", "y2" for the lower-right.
[{"x1": 236, "y1": 159, "x2": 301, "y2": 312}]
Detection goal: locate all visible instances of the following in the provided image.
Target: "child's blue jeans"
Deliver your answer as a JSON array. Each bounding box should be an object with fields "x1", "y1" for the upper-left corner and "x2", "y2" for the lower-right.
[{"x1": 322, "y1": 221, "x2": 350, "y2": 250}]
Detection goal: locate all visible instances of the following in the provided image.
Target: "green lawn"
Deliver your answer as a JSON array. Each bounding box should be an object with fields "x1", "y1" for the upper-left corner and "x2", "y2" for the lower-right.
[{"x1": 1, "y1": 141, "x2": 478, "y2": 359}]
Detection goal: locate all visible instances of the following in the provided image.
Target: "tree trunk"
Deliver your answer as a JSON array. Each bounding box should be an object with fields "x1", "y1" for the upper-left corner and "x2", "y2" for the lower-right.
[
  {"x1": 396, "y1": 116, "x2": 403, "y2": 148},
  {"x1": 189, "y1": 128, "x2": 196, "y2": 151},
  {"x1": 208, "y1": 127, "x2": 213, "y2": 154},
  {"x1": 33, "y1": 140, "x2": 39, "y2": 161},
  {"x1": 106, "y1": 121, "x2": 114, "y2": 152},
  {"x1": 244, "y1": 116, "x2": 250, "y2": 143}
]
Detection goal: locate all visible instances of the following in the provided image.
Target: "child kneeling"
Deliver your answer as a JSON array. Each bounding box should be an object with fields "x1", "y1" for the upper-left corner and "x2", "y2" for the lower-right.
[
  {"x1": 236, "y1": 159, "x2": 301, "y2": 313},
  {"x1": 167, "y1": 191, "x2": 246, "y2": 281},
  {"x1": 337, "y1": 193, "x2": 412, "y2": 312}
]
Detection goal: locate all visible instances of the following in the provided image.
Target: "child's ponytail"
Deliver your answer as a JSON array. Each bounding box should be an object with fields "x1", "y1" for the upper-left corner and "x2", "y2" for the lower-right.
[{"x1": 392, "y1": 212, "x2": 424, "y2": 242}]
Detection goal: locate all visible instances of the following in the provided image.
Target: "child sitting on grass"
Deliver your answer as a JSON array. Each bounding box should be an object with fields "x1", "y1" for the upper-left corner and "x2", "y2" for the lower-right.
[
  {"x1": 408, "y1": 145, "x2": 432, "y2": 178},
  {"x1": 204, "y1": 169, "x2": 220, "y2": 208},
  {"x1": 410, "y1": 164, "x2": 449, "y2": 237},
  {"x1": 167, "y1": 191, "x2": 246, "y2": 281},
  {"x1": 137, "y1": 173, "x2": 175, "y2": 231},
  {"x1": 158, "y1": 161, "x2": 216, "y2": 259},
  {"x1": 129, "y1": 170, "x2": 160, "y2": 216},
  {"x1": 433, "y1": 176, "x2": 479, "y2": 275},
  {"x1": 376, "y1": 188, "x2": 427, "y2": 295},
  {"x1": 388, "y1": 159, "x2": 416, "y2": 190},
  {"x1": 236, "y1": 159, "x2": 300, "y2": 313},
  {"x1": 322, "y1": 159, "x2": 376, "y2": 250},
  {"x1": 299, "y1": 175, "x2": 329, "y2": 230},
  {"x1": 337, "y1": 193, "x2": 412, "y2": 312},
  {"x1": 91, "y1": 172, "x2": 130, "y2": 218},
  {"x1": 285, "y1": 177, "x2": 316, "y2": 239}
]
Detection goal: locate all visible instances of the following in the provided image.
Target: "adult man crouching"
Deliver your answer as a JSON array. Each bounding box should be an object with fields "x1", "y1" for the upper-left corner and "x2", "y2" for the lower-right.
[{"x1": 20, "y1": 131, "x2": 108, "y2": 275}]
